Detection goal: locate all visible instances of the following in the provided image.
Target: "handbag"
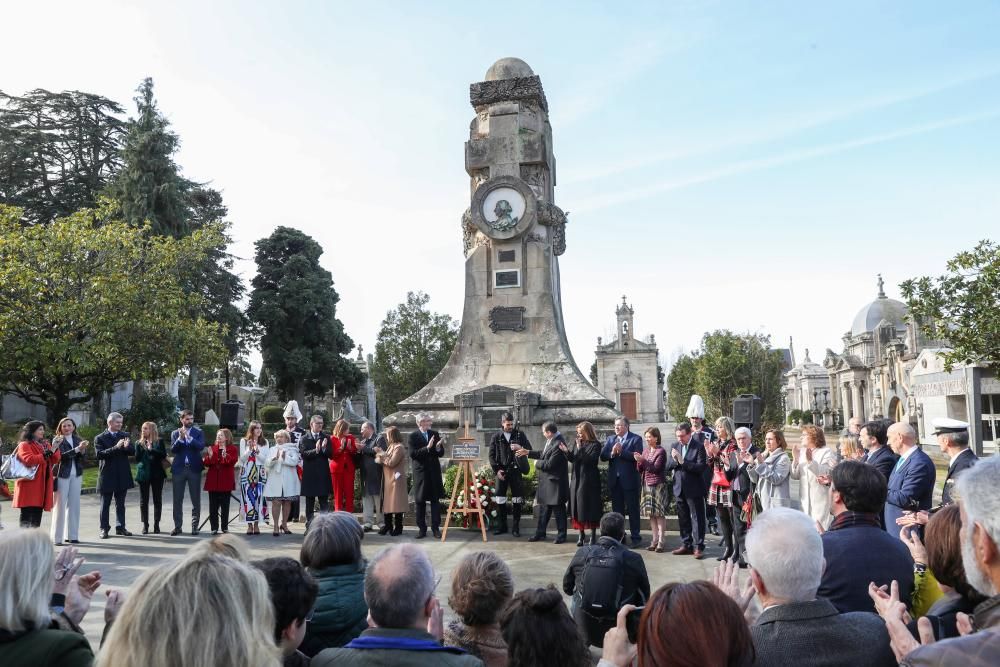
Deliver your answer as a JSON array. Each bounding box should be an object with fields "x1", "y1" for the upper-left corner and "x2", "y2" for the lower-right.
[
  {"x1": 711, "y1": 466, "x2": 730, "y2": 488},
  {"x1": 2, "y1": 452, "x2": 39, "y2": 481}
]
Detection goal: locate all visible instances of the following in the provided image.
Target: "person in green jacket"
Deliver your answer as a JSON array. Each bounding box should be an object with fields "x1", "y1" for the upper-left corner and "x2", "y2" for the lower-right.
[{"x1": 0, "y1": 529, "x2": 94, "y2": 667}]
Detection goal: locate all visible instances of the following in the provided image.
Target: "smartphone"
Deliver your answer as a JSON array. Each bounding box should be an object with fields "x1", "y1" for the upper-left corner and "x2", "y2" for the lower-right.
[{"x1": 626, "y1": 606, "x2": 644, "y2": 643}]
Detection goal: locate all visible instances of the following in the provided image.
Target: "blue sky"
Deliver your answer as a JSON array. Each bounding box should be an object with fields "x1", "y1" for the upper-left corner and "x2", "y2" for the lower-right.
[{"x1": 4, "y1": 1, "x2": 999, "y2": 378}]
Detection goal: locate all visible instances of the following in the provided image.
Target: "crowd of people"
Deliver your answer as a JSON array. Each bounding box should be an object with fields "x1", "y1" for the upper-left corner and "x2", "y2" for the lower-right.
[{"x1": 1, "y1": 393, "x2": 998, "y2": 666}]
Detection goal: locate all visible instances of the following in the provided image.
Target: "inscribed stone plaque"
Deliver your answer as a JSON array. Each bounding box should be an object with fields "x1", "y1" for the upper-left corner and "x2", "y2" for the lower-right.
[
  {"x1": 488, "y1": 306, "x2": 526, "y2": 333},
  {"x1": 494, "y1": 270, "x2": 520, "y2": 288},
  {"x1": 482, "y1": 390, "x2": 509, "y2": 405},
  {"x1": 498, "y1": 250, "x2": 516, "y2": 263},
  {"x1": 480, "y1": 409, "x2": 505, "y2": 430},
  {"x1": 451, "y1": 443, "x2": 481, "y2": 460}
]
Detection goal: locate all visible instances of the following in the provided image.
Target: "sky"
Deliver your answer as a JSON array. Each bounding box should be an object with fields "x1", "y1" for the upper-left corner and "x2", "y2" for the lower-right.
[{"x1": 3, "y1": 1, "x2": 999, "y2": 380}]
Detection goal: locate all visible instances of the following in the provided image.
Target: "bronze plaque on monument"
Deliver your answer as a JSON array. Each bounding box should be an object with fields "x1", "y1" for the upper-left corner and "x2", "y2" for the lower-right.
[{"x1": 489, "y1": 306, "x2": 526, "y2": 333}]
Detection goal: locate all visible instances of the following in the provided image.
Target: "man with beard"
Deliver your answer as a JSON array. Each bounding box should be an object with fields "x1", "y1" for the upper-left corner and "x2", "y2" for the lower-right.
[{"x1": 489, "y1": 412, "x2": 532, "y2": 537}]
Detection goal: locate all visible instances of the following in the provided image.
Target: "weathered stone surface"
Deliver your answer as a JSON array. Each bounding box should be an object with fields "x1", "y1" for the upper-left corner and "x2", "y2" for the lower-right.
[{"x1": 470, "y1": 75, "x2": 548, "y2": 111}]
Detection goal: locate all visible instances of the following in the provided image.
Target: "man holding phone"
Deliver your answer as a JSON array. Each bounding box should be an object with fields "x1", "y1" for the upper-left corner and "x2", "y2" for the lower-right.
[{"x1": 94, "y1": 411, "x2": 136, "y2": 539}]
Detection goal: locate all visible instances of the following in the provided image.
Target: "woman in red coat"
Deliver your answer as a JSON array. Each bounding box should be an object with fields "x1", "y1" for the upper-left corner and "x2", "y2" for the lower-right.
[
  {"x1": 203, "y1": 428, "x2": 239, "y2": 534},
  {"x1": 12, "y1": 420, "x2": 61, "y2": 528},
  {"x1": 329, "y1": 419, "x2": 357, "y2": 512}
]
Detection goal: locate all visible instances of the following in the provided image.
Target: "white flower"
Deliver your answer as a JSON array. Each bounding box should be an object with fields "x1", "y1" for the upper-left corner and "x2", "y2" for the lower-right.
[
  {"x1": 490, "y1": 510, "x2": 497, "y2": 517},
  {"x1": 457, "y1": 501, "x2": 464, "y2": 508},
  {"x1": 476, "y1": 482, "x2": 482, "y2": 488}
]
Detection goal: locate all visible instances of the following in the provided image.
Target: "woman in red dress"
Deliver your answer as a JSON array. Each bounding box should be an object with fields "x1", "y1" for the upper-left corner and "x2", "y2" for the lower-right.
[{"x1": 329, "y1": 419, "x2": 358, "y2": 512}]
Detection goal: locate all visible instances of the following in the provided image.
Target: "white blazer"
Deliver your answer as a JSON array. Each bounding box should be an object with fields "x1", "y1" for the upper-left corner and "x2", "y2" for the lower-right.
[
  {"x1": 790, "y1": 446, "x2": 836, "y2": 529},
  {"x1": 263, "y1": 443, "x2": 301, "y2": 498}
]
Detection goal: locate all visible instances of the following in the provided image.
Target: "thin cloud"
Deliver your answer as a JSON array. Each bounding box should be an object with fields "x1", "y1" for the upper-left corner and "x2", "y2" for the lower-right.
[{"x1": 571, "y1": 108, "x2": 1000, "y2": 212}]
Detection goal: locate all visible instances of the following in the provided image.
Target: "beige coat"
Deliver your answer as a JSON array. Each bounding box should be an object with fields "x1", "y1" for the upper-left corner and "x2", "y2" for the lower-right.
[{"x1": 377, "y1": 443, "x2": 408, "y2": 514}]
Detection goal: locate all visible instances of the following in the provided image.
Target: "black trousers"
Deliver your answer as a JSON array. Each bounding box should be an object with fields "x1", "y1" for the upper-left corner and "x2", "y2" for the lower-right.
[
  {"x1": 20, "y1": 506, "x2": 43, "y2": 528},
  {"x1": 415, "y1": 500, "x2": 441, "y2": 532},
  {"x1": 139, "y1": 476, "x2": 165, "y2": 527},
  {"x1": 208, "y1": 491, "x2": 233, "y2": 532},
  {"x1": 676, "y1": 495, "x2": 706, "y2": 550},
  {"x1": 718, "y1": 499, "x2": 735, "y2": 554},
  {"x1": 304, "y1": 495, "x2": 329, "y2": 523},
  {"x1": 610, "y1": 484, "x2": 642, "y2": 540},
  {"x1": 729, "y1": 494, "x2": 749, "y2": 564},
  {"x1": 535, "y1": 503, "x2": 567, "y2": 538},
  {"x1": 100, "y1": 489, "x2": 128, "y2": 531},
  {"x1": 495, "y1": 471, "x2": 525, "y2": 499}
]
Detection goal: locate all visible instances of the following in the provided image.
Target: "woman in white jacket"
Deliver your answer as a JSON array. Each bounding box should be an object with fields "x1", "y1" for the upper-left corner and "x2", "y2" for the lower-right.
[
  {"x1": 264, "y1": 429, "x2": 301, "y2": 537},
  {"x1": 790, "y1": 424, "x2": 836, "y2": 529},
  {"x1": 747, "y1": 429, "x2": 791, "y2": 512}
]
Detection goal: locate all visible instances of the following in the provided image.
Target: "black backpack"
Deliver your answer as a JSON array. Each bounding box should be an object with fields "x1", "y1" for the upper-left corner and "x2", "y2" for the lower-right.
[{"x1": 578, "y1": 542, "x2": 625, "y2": 616}]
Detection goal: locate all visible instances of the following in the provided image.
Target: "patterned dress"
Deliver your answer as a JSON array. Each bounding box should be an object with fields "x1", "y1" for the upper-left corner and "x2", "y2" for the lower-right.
[{"x1": 240, "y1": 438, "x2": 270, "y2": 523}]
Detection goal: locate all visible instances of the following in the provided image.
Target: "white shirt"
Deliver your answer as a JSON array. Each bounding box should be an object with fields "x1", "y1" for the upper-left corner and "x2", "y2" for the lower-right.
[{"x1": 898, "y1": 446, "x2": 918, "y2": 463}]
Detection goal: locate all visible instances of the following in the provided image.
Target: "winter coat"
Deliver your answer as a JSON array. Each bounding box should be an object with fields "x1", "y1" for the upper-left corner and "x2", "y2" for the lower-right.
[
  {"x1": 747, "y1": 448, "x2": 791, "y2": 511},
  {"x1": 358, "y1": 434, "x2": 383, "y2": 496},
  {"x1": 300, "y1": 562, "x2": 369, "y2": 656},
  {"x1": 567, "y1": 440, "x2": 602, "y2": 523},
  {"x1": 134, "y1": 438, "x2": 168, "y2": 485},
  {"x1": 94, "y1": 429, "x2": 135, "y2": 493},
  {"x1": 203, "y1": 443, "x2": 238, "y2": 492},
  {"x1": 12, "y1": 440, "x2": 60, "y2": 510},
  {"x1": 528, "y1": 434, "x2": 569, "y2": 506},
  {"x1": 408, "y1": 429, "x2": 444, "y2": 502},
  {"x1": 299, "y1": 431, "x2": 334, "y2": 497},
  {"x1": 0, "y1": 625, "x2": 93, "y2": 667},
  {"x1": 790, "y1": 445, "x2": 836, "y2": 529},
  {"x1": 442, "y1": 621, "x2": 507, "y2": 667},
  {"x1": 264, "y1": 444, "x2": 302, "y2": 498},
  {"x1": 378, "y1": 443, "x2": 409, "y2": 514}
]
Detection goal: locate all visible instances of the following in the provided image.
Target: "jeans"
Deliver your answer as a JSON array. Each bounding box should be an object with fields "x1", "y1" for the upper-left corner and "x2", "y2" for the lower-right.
[
  {"x1": 52, "y1": 474, "x2": 82, "y2": 542},
  {"x1": 172, "y1": 466, "x2": 202, "y2": 531},
  {"x1": 610, "y1": 484, "x2": 642, "y2": 539},
  {"x1": 100, "y1": 488, "x2": 128, "y2": 531},
  {"x1": 676, "y1": 495, "x2": 706, "y2": 550}
]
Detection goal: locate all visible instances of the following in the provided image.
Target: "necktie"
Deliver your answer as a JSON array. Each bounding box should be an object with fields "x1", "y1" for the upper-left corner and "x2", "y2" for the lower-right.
[
  {"x1": 682, "y1": 444, "x2": 688, "y2": 459},
  {"x1": 894, "y1": 456, "x2": 904, "y2": 471}
]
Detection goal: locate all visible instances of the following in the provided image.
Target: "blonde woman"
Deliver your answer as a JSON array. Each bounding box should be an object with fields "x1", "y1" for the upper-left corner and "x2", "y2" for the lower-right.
[
  {"x1": 838, "y1": 434, "x2": 865, "y2": 462},
  {"x1": 747, "y1": 429, "x2": 791, "y2": 512},
  {"x1": 264, "y1": 430, "x2": 301, "y2": 537},
  {"x1": 239, "y1": 421, "x2": 271, "y2": 535},
  {"x1": 376, "y1": 426, "x2": 408, "y2": 536},
  {"x1": 706, "y1": 416, "x2": 737, "y2": 561},
  {"x1": 51, "y1": 417, "x2": 88, "y2": 545},
  {"x1": 791, "y1": 424, "x2": 836, "y2": 529},
  {"x1": 134, "y1": 421, "x2": 168, "y2": 535},
  {"x1": 95, "y1": 550, "x2": 281, "y2": 667}
]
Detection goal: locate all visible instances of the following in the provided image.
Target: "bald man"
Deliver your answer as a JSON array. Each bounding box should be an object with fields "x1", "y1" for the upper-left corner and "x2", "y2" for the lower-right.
[{"x1": 884, "y1": 422, "x2": 936, "y2": 541}]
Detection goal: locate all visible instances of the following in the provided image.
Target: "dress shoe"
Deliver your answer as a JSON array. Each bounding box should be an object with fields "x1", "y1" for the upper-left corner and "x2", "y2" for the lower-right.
[
  {"x1": 432, "y1": 529, "x2": 441, "y2": 539},
  {"x1": 142, "y1": 526, "x2": 149, "y2": 535},
  {"x1": 553, "y1": 536, "x2": 566, "y2": 544},
  {"x1": 55, "y1": 541, "x2": 64, "y2": 546},
  {"x1": 672, "y1": 546, "x2": 694, "y2": 556},
  {"x1": 717, "y1": 550, "x2": 734, "y2": 562},
  {"x1": 153, "y1": 524, "x2": 161, "y2": 534},
  {"x1": 630, "y1": 536, "x2": 643, "y2": 548},
  {"x1": 415, "y1": 530, "x2": 427, "y2": 539},
  {"x1": 737, "y1": 561, "x2": 748, "y2": 569},
  {"x1": 68, "y1": 539, "x2": 81, "y2": 545},
  {"x1": 99, "y1": 529, "x2": 109, "y2": 539},
  {"x1": 528, "y1": 534, "x2": 545, "y2": 542},
  {"x1": 363, "y1": 525, "x2": 373, "y2": 533},
  {"x1": 191, "y1": 530, "x2": 200, "y2": 536},
  {"x1": 378, "y1": 524, "x2": 390, "y2": 536},
  {"x1": 115, "y1": 527, "x2": 133, "y2": 537},
  {"x1": 171, "y1": 527, "x2": 182, "y2": 536},
  {"x1": 693, "y1": 549, "x2": 705, "y2": 560}
]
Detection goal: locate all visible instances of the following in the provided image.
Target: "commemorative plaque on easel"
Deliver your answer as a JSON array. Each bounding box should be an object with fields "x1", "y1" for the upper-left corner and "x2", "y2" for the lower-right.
[{"x1": 441, "y1": 421, "x2": 488, "y2": 542}]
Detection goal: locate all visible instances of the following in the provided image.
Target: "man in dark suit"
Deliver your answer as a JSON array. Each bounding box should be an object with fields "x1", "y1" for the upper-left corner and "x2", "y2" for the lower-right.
[
  {"x1": 526, "y1": 422, "x2": 569, "y2": 543},
  {"x1": 488, "y1": 411, "x2": 532, "y2": 537},
  {"x1": 885, "y1": 422, "x2": 936, "y2": 540},
  {"x1": 744, "y1": 506, "x2": 896, "y2": 667},
  {"x1": 933, "y1": 417, "x2": 978, "y2": 506},
  {"x1": 818, "y1": 460, "x2": 913, "y2": 613},
  {"x1": 95, "y1": 411, "x2": 136, "y2": 539},
  {"x1": 600, "y1": 417, "x2": 645, "y2": 546},
  {"x1": 408, "y1": 413, "x2": 445, "y2": 539},
  {"x1": 170, "y1": 409, "x2": 205, "y2": 536},
  {"x1": 666, "y1": 422, "x2": 707, "y2": 558},
  {"x1": 298, "y1": 415, "x2": 333, "y2": 525},
  {"x1": 562, "y1": 512, "x2": 650, "y2": 648},
  {"x1": 860, "y1": 420, "x2": 897, "y2": 482}
]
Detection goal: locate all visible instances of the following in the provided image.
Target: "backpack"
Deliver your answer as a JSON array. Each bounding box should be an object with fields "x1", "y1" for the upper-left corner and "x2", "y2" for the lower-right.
[{"x1": 578, "y1": 542, "x2": 625, "y2": 616}]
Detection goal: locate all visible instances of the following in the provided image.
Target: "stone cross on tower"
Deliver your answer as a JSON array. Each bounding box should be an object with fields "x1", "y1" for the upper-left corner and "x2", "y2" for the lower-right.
[{"x1": 385, "y1": 58, "x2": 617, "y2": 442}]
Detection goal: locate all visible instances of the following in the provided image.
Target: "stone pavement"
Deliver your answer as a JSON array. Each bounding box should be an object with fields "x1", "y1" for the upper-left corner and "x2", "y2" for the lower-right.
[{"x1": 12, "y1": 489, "x2": 748, "y2": 648}]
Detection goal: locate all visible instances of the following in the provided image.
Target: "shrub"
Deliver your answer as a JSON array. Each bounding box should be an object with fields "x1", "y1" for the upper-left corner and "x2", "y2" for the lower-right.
[
  {"x1": 123, "y1": 390, "x2": 178, "y2": 432},
  {"x1": 259, "y1": 405, "x2": 284, "y2": 423}
]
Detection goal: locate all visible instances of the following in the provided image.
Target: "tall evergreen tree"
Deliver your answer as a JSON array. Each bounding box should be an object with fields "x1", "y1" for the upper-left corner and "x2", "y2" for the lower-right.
[
  {"x1": 246, "y1": 227, "x2": 361, "y2": 406},
  {"x1": 0, "y1": 89, "x2": 125, "y2": 225},
  {"x1": 114, "y1": 77, "x2": 189, "y2": 237}
]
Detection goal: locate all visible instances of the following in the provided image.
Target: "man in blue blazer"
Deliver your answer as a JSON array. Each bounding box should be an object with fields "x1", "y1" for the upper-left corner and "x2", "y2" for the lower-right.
[
  {"x1": 884, "y1": 422, "x2": 936, "y2": 540},
  {"x1": 170, "y1": 409, "x2": 205, "y2": 536},
  {"x1": 666, "y1": 422, "x2": 707, "y2": 557},
  {"x1": 600, "y1": 416, "x2": 644, "y2": 546}
]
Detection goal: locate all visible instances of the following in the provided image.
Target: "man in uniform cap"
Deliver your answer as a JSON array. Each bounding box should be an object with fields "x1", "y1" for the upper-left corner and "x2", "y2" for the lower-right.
[{"x1": 933, "y1": 417, "x2": 978, "y2": 506}]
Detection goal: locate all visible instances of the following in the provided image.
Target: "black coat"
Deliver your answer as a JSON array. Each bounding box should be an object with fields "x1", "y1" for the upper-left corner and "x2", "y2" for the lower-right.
[
  {"x1": 409, "y1": 429, "x2": 445, "y2": 502},
  {"x1": 55, "y1": 434, "x2": 84, "y2": 479},
  {"x1": 529, "y1": 434, "x2": 569, "y2": 506},
  {"x1": 725, "y1": 445, "x2": 761, "y2": 504},
  {"x1": 358, "y1": 434, "x2": 384, "y2": 496},
  {"x1": 942, "y1": 448, "x2": 978, "y2": 506},
  {"x1": 94, "y1": 430, "x2": 135, "y2": 493},
  {"x1": 489, "y1": 428, "x2": 532, "y2": 477},
  {"x1": 299, "y1": 430, "x2": 333, "y2": 496},
  {"x1": 567, "y1": 440, "x2": 602, "y2": 523}
]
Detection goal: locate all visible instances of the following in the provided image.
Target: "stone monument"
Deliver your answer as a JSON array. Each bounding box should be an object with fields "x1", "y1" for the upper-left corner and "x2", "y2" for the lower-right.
[{"x1": 383, "y1": 57, "x2": 619, "y2": 448}]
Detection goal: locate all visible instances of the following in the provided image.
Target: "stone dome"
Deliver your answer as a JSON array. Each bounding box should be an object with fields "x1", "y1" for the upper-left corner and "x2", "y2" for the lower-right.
[
  {"x1": 485, "y1": 57, "x2": 534, "y2": 81},
  {"x1": 850, "y1": 276, "x2": 908, "y2": 336}
]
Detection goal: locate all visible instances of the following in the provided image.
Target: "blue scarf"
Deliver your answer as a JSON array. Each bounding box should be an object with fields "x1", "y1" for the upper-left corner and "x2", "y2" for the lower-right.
[{"x1": 344, "y1": 635, "x2": 467, "y2": 653}]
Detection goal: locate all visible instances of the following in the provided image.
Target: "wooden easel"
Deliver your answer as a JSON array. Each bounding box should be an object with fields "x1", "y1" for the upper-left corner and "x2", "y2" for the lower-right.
[{"x1": 441, "y1": 421, "x2": 488, "y2": 542}]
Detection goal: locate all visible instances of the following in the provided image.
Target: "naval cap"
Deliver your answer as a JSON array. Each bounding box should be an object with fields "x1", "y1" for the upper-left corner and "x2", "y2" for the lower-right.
[{"x1": 932, "y1": 417, "x2": 969, "y2": 435}]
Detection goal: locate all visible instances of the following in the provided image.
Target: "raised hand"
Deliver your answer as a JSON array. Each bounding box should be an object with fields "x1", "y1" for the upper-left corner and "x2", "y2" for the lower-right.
[{"x1": 601, "y1": 605, "x2": 638, "y2": 667}]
